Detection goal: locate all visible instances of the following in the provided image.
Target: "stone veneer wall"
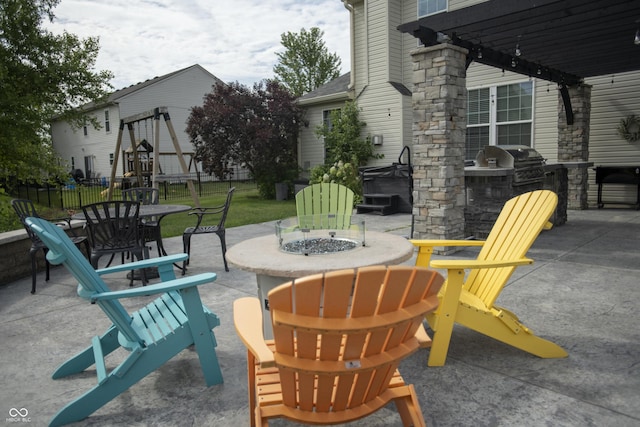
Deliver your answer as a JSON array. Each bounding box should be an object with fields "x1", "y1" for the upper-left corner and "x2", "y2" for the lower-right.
[
  {"x1": 411, "y1": 44, "x2": 468, "y2": 244},
  {"x1": 0, "y1": 224, "x2": 86, "y2": 287},
  {"x1": 558, "y1": 85, "x2": 592, "y2": 209}
]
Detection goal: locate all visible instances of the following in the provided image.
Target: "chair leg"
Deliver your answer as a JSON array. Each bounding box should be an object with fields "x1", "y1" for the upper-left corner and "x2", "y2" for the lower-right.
[
  {"x1": 30, "y1": 252, "x2": 37, "y2": 294},
  {"x1": 182, "y1": 234, "x2": 191, "y2": 276},
  {"x1": 49, "y1": 350, "x2": 158, "y2": 427},
  {"x1": 52, "y1": 327, "x2": 120, "y2": 379},
  {"x1": 218, "y1": 232, "x2": 229, "y2": 272}
]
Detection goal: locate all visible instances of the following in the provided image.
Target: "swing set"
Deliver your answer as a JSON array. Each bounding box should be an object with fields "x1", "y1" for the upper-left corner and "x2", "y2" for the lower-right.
[{"x1": 106, "y1": 107, "x2": 200, "y2": 207}]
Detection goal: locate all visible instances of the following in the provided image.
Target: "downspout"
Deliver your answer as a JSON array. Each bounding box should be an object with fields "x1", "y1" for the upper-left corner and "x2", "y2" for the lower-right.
[{"x1": 342, "y1": 0, "x2": 356, "y2": 92}]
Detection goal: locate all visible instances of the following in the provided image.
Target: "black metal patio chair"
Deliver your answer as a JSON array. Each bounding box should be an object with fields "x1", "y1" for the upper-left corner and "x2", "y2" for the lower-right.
[{"x1": 11, "y1": 198, "x2": 90, "y2": 294}]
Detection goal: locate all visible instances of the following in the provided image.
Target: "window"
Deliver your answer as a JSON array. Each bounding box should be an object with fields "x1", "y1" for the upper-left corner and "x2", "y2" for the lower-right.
[
  {"x1": 418, "y1": 0, "x2": 447, "y2": 17},
  {"x1": 322, "y1": 109, "x2": 339, "y2": 131},
  {"x1": 104, "y1": 110, "x2": 110, "y2": 133},
  {"x1": 466, "y1": 81, "x2": 534, "y2": 160}
]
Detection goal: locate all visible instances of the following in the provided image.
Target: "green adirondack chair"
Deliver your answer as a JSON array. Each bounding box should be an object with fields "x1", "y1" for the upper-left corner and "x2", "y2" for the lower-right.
[
  {"x1": 25, "y1": 217, "x2": 223, "y2": 427},
  {"x1": 295, "y1": 183, "x2": 355, "y2": 229}
]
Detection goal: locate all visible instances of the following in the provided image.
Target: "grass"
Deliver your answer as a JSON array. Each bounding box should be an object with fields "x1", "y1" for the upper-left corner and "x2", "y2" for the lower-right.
[
  {"x1": 0, "y1": 189, "x2": 297, "y2": 236},
  {"x1": 158, "y1": 189, "x2": 297, "y2": 238}
]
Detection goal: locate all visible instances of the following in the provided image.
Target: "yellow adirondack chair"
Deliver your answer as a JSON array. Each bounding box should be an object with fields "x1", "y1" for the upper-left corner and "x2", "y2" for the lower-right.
[
  {"x1": 295, "y1": 182, "x2": 354, "y2": 229},
  {"x1": 234, "y1": 265, "x2": 444, "y2": 426},
  {"x1": 411, "y1": 190, "x2": 568, "y2": 366}
]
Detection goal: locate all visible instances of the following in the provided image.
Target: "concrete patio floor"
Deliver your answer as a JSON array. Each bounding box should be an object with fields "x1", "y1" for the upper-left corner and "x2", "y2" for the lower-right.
[{"x1": 1, "y1": 208, "x2": 639, "y2": 426}]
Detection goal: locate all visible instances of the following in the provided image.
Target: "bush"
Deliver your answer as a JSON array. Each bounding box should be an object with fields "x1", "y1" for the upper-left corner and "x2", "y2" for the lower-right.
[{"x1": 310, "y1": 160, "x2": 362, "y2": 204}]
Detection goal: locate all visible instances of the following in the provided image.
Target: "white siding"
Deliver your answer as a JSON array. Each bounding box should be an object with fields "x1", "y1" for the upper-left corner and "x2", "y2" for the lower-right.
[
  {"x1": 51, "y1": 65, "x2": 220, "y2": 178},
  {"x1": 51, "y1": 104, "x2": 120, "y2": 180},
  {"x1": 298, "y1": 100, "x2": 348, "y2": 177},
  {"x1": 450, "y1": 0, "x2": 487, "y2": 11},
  {"x1": 585, "y1": 71, "x2": 640, "y2": 205}
]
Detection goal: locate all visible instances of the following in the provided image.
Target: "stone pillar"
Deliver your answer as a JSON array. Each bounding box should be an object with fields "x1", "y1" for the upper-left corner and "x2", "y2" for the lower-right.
[
  {"x1": 558, "y1": 84, "x2": 591, "y2": 209},
  {"x1": 411, "y1": 44, "x2": 467, "y2": 245}
]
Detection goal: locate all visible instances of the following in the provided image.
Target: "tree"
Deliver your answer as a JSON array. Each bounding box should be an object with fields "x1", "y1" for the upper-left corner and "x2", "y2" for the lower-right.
[
  {"x1": 273, "y1": 27, "x2": 341, "y2": 97},
  {"x1": 186, "y1": 80, "x2": 305, "y2": 199},
  {"x1": 310, "y1": 101, "x2": 383, "y2": 202},
  {"x1": 315, "y1": 101, "x2": 382, "y2": 167},
  {"x1": 0, "y1": 0, "x2": 113, "y2": 184}
]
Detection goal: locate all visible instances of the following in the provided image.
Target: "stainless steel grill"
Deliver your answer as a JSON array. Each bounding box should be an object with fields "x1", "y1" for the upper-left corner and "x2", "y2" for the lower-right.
[{"x1": 483, "y1": 145, "x2": 546, "y2": 185}]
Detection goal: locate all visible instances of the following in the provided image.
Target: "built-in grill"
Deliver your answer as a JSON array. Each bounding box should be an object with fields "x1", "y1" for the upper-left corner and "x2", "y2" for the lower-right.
[{"x1": 483, "y1": 145, "x2": 546, "y2": 186}]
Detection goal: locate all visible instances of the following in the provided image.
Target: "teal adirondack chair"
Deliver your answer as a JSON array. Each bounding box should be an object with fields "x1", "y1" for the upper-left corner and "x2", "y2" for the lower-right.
[
  {"x1": 295, "y1": 183, "x2": 355, "y2": 229},
  {"x1": 25, "y1": 217, "x2": 224, "y2": 427}
]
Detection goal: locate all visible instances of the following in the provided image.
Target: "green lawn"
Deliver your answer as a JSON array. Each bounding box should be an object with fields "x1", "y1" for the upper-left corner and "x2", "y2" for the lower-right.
[
  {"x1": 158, "y1": 189, "x2": 297, "y2": 238},
  {"x1": 0, "y1": 188, "x2": 297, "y2": 236}
]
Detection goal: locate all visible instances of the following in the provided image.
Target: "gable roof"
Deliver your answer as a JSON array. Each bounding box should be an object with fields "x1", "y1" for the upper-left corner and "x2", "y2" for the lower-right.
[
  {"x1": 81, "y1": 64, "x2": 220, "y2": 111},
  {"x1": 298, "y1": 72, "x2": 351, "y2": 105}
]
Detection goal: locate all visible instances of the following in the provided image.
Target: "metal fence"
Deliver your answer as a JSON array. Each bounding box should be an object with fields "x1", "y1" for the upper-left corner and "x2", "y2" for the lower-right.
[{"x1": 5, "y1": 172, "x2": 255, "y2": 210}]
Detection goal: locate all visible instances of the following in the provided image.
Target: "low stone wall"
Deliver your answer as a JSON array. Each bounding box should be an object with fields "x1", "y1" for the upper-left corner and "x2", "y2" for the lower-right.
[{"x1": 0, "y1": 222, "x2": 86, "y2": 287}]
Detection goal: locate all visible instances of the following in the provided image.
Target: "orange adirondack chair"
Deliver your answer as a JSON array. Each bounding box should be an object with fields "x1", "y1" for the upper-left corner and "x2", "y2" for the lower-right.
[
  {"x1": 234, "y1": 265, "x2": 444, "y2": 426},
  {"x1": 411, "y1": 190, "x2": 568, "y2": 366}
]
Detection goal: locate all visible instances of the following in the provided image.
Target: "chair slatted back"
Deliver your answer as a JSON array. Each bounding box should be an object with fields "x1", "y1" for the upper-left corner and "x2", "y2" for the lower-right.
[
  {"x1": 295, "y1": 183, "x2": 354, "y2": 229},
  {"x1": 82, "y1": 201, "x2": 141, "y2": 252},
  {"x1": 122, "y1": 187, "x2": 159, "y2": 205},
  {"x1": 466, "y1": 190, "x2": 557, "y2": 307},
  {"x1": 268, "y1": 265, "x2": 443, "y2": 413},
  {"x1": 25, "y1": 217, "x2": 144, "y2": 347},
  {"x1": 12, "y1": 199, "x2": 45, "y2": 245}
]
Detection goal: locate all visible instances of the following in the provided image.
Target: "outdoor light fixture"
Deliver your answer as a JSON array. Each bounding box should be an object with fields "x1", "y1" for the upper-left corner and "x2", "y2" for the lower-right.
[{"x1": 635, "y1": 28, "x2": 640, "y2": 45}]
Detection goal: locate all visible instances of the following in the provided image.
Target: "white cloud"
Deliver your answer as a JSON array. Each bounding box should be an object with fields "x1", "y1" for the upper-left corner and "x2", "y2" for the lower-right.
[{"x1": 44, "y1": 0, "x2": 351, "y2": 90}]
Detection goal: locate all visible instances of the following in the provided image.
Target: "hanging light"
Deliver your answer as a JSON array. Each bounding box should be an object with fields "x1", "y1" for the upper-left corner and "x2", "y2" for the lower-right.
[
  {"x1": 634, "y1": 28, "x2": 640, "y2": 45},
  {"x1": 477, "y1": 47, "x2": 483, "y2": 59}
]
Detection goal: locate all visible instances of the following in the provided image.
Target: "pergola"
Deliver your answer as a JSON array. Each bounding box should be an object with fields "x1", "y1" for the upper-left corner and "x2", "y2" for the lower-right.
[
  {"x1": 396, "y1": 0, "x2": 640, "y2": 240},
  {"x1": 399, "y1": 0, "x2": 640, "y2": 123}
]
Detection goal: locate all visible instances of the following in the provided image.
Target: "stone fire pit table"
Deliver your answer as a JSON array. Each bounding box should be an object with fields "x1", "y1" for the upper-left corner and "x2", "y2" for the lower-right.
[{"x1": 226, "y1": 230, "x2": 414, "y2": 338}]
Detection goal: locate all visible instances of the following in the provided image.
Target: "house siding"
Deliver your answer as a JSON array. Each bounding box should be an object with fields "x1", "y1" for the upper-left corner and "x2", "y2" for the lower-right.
[
  {"x1": 298, "y1": 0, "x2": 640, "y2": 207},
  {"x1": 51, "y1": 65, "x2": 220, "y2": 179},
  {"x1": 51, "y1": 104, "x2": 121, "y2": 180}
]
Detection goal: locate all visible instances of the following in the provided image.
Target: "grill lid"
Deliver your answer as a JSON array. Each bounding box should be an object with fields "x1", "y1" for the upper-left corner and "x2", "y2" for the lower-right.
[{"x1": 482, "y1": 145, "x2": 545, "y2": 168}]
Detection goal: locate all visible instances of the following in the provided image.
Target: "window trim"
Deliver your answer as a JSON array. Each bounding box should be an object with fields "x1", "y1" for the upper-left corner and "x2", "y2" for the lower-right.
[
  {"x1": 466, "y1": 79, "x2": 536, "y2": 158},
  {"x1": 417, "y1": 0, "x2": 448, "y2": 18}
]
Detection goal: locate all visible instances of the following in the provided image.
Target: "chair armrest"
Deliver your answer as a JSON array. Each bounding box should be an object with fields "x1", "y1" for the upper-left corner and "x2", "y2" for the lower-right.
[
  {"x1": 411, "y1": 239, "x2": 485, "y2": 267},
  {"x1": 430, "y1": 258, "x2": 533, "y2": 270},
  {"x1": 88, "y1": 272, "x2": 217, "y2": 302},
  {"x1": 96, "y1": 254, "x2": 188, "y2": 276},
  {"x1": 410, "y1": 239, "x2": 485, "y2": 247},
  {"x1": 234, "y1": 297, "x2": 275, "y2": 368}
]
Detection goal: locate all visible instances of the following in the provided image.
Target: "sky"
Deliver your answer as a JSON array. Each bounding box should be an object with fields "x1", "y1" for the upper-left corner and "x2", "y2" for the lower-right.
[{"x1": 44, "y1": 0, "x2": 351, "y2": 91}]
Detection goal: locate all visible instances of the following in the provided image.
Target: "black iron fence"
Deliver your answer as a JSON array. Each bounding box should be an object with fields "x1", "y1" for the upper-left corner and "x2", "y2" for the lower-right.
[{"x1": 4, "y1": 172, "x2": 255, "y2": 210}]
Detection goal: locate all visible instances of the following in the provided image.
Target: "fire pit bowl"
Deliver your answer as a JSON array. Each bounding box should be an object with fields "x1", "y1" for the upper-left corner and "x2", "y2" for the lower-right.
[{"x1": 276, "y1": 216, "x2": 365, "y2": 256}]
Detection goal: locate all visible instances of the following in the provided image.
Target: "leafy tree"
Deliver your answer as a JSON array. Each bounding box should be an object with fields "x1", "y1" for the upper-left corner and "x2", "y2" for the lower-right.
[
  {"x1": 315, "y1": 101, "x2": 382, "y2": 167},
  {"x1": 311, "y1": 101, "x2": 383, "y2": 202},
  {"x1": 0, "y1": 0, "x2": 113, "y2": 185},
  {"x1": 273, "y1": 27, "x2": 341, "y2": 97},
  {"x1": 186, "y1": 80, "x2": 305, "y2": 199}
]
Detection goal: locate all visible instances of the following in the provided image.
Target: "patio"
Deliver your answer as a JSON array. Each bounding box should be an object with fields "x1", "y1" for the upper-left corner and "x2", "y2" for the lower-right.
[{"x1": 0, "y1": 208, "x2": 638, "y2": 426}]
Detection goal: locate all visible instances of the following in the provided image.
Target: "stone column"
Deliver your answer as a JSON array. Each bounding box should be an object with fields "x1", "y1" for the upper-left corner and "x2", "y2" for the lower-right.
[
  {"x1": 411, "y1": 44, "x2": 467, "y2": 245},
  {"x1": 558, "y1": 84, "x2": 592, "y2": 209}
]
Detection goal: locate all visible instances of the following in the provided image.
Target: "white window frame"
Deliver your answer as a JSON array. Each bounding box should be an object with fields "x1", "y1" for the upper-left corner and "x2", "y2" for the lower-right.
[
  {"x1": 466, "y1": 80, "x2": 535, "y2": 159},
  {"x1": 104, "y1": 110, "x2": 111, "y2": 133},
  {"x1": 418, "y1": 0, "x2": 448, "y2": 18}
]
